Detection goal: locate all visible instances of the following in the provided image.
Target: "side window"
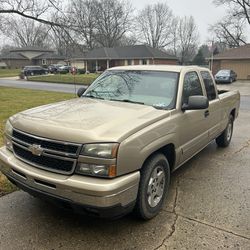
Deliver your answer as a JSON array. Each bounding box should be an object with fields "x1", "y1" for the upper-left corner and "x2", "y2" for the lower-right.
[
  {"x1": 182, "y1": 71, "x2": 203, "y2": 104},
  {"x1": 201, "y1": 71, "x2": 217, "y2": 101}
]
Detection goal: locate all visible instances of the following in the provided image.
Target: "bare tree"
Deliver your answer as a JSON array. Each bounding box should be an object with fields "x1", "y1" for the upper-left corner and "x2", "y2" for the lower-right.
[
  {"x1": 1, "y1": 17, "x2": 51, "y2": 47},
  {"x1": 213, "y1": 0, "x2": 250, "y2": 25},
  {"x1": 136, "y1": 2, "x2": 175, "y2": 49},
  {"x1": 93, "y1": 0, "x2": 133, "y2": 47},
  {"x1": 176, "y1": 16, "x2": 199, "y2": 64},
  {"x1": 68, "y1": 0, "x2": 97, "y2": 50},
  {"x1": 209, "y1": 17, "x2": 247, "y2": 48},
  {"x1": 0, "y1": 0, "x2": 64, "y2": 27}
]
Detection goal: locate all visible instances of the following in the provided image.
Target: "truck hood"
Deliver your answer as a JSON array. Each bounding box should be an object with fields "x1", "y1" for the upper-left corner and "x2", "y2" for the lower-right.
[{"x1": 10, "y1": 98, "x2": 171, "y2": 143}]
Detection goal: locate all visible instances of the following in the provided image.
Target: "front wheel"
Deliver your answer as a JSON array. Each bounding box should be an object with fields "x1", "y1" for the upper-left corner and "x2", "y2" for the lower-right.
[
  {"x1": 134, "y1": 154, "x2": 170, "y2": 220},
  {"x1": 216, "y1": 115, "x2": 234, "y2": 147}
]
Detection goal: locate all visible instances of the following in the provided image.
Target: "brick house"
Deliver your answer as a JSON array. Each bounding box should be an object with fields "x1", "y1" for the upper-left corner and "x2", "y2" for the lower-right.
[
  {"x1": 210, "y1": 44, "x2": 250, "y2": 80},
  {"x1": 0, "y1": 46, "x2": 66, "y2": 69},
  {"x1": 70, "y1": 45, "x2": 178, "y2": 72}
]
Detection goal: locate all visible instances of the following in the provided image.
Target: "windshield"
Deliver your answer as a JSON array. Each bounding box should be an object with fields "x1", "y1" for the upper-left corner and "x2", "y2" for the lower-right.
[
  {"x1": 82, "y1": 70, "x2": 179, "y2": 109},
  {"x1": 217, "y1": 70, "x2": 230, "y2": 76}
]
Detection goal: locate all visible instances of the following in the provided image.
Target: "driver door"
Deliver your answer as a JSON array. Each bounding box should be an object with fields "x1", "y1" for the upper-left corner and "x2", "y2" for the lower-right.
[{"x1": 178, "y1": 71, "x2": 210, "y2": 164}]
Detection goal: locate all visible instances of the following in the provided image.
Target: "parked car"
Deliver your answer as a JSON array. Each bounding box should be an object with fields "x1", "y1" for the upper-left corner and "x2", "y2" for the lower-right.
[
  {"x1": 48, "y1": 64, "x2": 64, "y2": 74},
  {"x1": 215, "y1": 69, "x2": 237, "y2": 83},
  {"x1": 0, "y1": 66, "x2": 240, "y2": 220},
  {"x1": 22, "y1": 66, "x2": 48, "y2": 76},
  {"x1": 58, "y1": 65, "x2": 72, "y2": 73}
]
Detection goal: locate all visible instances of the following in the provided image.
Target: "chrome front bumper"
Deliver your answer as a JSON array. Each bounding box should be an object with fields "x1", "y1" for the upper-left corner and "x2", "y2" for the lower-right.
[{"x1": 0, "y1": 147, "x2": 140, "y2": 209}]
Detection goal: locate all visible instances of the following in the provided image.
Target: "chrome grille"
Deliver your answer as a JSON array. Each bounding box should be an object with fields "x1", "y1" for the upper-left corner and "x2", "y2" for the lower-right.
[{"x1": 12, "y1": 129, "x2": 82, "y2": 175}]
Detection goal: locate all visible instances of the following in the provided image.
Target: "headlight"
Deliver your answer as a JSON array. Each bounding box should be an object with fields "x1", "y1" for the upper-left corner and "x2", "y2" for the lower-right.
[
  {"x1": 80, "y1": 143, "x2": 119, "y2": 159},
  {"x1": 76, "y1": 163, "x2": 116, "y2": 178},
  {"x1": 3, "y1": 120, "x2": 13, "y2": 152}
]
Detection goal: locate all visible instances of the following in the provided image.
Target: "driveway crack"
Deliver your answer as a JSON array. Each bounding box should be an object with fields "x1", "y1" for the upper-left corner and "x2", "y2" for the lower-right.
[
  {"x1": 178, "y1": 214, "x2": 250, "y2": 241},
  {"x1": 234, "y1": 139, "x2": 250, "y2": 154},
  {"x1": 154, "y1": 178, "x2": 180, "y2": 250}
]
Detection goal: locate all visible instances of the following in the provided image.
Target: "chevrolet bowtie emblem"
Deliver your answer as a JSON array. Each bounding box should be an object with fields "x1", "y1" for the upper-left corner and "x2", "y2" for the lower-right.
[{"x1": 28, "y1": 144, "x2": 43, "y2": 156}]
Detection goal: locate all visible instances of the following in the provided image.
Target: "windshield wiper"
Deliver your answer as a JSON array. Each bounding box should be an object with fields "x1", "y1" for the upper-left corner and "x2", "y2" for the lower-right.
[
  {"x1": 83, "y1": 94, "x2": 104, "y2": 100},
  {"x1": 110, "y1": 99, "x2": 145, "y2": 105}
]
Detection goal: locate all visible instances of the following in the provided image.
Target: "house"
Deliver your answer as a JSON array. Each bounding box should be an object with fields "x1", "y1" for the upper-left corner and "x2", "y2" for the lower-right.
[
  {"x1": 210, "y1": 44, "x2": 250, "y2": 80},
  {"x1": 70, "y1": 45, "x2": 178, "y2": 72},
  {"x1": 0, "y1": 46, "x2": 66, "y2": 69}
]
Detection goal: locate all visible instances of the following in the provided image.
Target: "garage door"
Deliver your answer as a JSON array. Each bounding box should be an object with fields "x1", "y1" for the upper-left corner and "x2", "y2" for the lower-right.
[{"x1": 221, "y1": 60, "x2": 250, "y2": 80}]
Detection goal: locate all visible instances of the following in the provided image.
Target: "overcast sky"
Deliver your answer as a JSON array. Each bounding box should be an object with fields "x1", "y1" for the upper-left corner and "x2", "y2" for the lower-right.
[{"x1": 133, "y1": 0, "x2": 227, "y2": 44}]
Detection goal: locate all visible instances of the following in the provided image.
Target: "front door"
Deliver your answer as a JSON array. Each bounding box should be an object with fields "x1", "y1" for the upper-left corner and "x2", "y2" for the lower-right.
[{"x1": 178, "y1": 71, "x2": 209, "y2": 164}]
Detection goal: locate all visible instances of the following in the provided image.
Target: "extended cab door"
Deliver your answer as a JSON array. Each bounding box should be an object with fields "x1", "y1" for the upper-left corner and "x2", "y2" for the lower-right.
[
  {"x1": 200, "y1": 71, "x2": 222, "y2": 141},
  {"x1": 178, "y1": 71, "x2": 209, "y2": 164}
]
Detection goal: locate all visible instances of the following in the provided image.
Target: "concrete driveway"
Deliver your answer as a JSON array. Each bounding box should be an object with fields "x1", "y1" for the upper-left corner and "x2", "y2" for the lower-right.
[{"x1": 0, "y1": 81, "x2": 249, "y2": 249}]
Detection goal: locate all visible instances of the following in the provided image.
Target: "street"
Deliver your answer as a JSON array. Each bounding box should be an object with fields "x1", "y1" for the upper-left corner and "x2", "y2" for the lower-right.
[
  {"x1": 0, "y1": 78, "x2": 87, "y2": 93},
  {"x1": 0, "y1": 80, "x2": 249, "y2": 249}
]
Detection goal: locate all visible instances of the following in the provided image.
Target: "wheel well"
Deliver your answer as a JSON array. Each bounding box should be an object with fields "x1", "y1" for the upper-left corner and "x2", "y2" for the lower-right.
[
  {"x1": 230, "y1": 109, "x2": 236, "y2": 120},
  {"x1": 143, "y1": 144, "x2": 176, "y2": 171}
]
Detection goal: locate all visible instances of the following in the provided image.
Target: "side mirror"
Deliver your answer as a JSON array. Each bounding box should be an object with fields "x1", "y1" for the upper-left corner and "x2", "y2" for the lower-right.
[
  {"x1": 77, "y1": 87, "x2": 86, "y2": 97},
  {"x1": 182, "y1": 96, "x2": 209, "y2": 111}
]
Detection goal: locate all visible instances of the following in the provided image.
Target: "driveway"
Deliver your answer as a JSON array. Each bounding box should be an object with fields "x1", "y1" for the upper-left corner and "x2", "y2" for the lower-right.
[{"x1": 0, "y1": 81, "x2": 249, "y2": 249}]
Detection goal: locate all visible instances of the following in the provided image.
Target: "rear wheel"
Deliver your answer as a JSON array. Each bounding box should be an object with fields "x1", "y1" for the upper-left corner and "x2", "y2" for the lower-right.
[
  {"x1": 216, "y1": 115, "x2": 234, "y2": 147},
  {"x1": 134, "y1": 154, "x2": 170, "y2": 220}
]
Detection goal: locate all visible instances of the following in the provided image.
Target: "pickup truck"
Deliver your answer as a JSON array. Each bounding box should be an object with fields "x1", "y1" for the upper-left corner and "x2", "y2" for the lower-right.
[{"x1": 0, "y1": 65, "x2": 240, "y2": 220}]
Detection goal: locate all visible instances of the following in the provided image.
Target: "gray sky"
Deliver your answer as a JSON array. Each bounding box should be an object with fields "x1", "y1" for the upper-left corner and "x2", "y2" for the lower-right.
[{"x1": 133, "y1": 0, "x2": 227, "y2": 44}]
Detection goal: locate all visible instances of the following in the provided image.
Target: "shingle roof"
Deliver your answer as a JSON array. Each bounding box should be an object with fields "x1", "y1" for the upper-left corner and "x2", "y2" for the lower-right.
[
  {"x1": 213, "y1": 44, "x2": 250, "y2": 60},
  {"x1": 74, "y1": 45, "x2": 177, "y2": 60},
  {"x1": 34, "y1": 53, "x2": 65, "y2": 60},
  {"x1": 0, "y1": 52, "x2": 27, "y2": 60},
  {"x1": 0, "y1": 51, "x2": 65, "y2": 60},
  {"x1": 10, "y1": 46, "x2": 54, "y2": 53}
]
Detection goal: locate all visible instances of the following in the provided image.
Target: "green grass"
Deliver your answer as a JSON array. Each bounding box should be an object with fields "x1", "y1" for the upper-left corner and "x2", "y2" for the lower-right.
[
  {"x1": 0, "y1": 69, "x2": 20, "y2": 78},
  {"x1": 0, "y1": 87, "x2": 74, "y2": 196},
  {"x1": 28, "y1": 73, "x2": 99, "y2": 85}
]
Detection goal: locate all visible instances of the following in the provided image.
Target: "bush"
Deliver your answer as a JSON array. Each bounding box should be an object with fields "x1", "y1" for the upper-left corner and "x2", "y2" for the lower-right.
[{"x1": 78, "y1": 68, "x2": 86, "y2": 74}]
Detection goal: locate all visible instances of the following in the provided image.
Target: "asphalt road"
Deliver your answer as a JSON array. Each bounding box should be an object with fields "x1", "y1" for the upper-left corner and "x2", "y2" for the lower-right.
[
  {"x1": 0, "y1": 81, "x2": 249, "y2": 249},
  {"x1": 0, "y1": 78, "x2": 86, "y2": 93}
]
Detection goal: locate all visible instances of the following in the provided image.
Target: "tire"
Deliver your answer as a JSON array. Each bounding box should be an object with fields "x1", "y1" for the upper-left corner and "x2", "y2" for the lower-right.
[
  {"x1": 134, "y1": 153, "x2": 170, "y2": 220},
  {"x1": 229, "y1": 78, "x2": 233, "y2": 83},
  {"x1": 216, "y1": 115, "x2": 234, "y2": 147}
]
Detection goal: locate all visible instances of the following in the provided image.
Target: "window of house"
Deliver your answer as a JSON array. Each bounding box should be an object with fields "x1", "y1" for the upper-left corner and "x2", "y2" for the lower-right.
[
  {"x1": 182, "y1": 71, "x2": 203, "y2": 104},
  {"x1": 42, "y1": 59, "x2": 47, "y2": 65},
  {"x1": 142, "y1": 59, "x2": 147, "y2": 65},
  {"x1": 200, "y1": 71, "x2": 217, "y2": 101},
  {"x1": 127, "y1": 59, "x2": 132, "y2": 65}
]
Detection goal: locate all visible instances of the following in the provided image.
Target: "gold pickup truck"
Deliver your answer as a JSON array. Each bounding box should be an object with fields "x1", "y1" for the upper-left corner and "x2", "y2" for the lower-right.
[{"x1": 0, "y1": 65, "x2": 240, "y2": 219}]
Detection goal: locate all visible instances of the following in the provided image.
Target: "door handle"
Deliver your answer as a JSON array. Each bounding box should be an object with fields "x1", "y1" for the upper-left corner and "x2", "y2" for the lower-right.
[{"x1": 204, "y1": 110, "x2": 210, "y2": 118}]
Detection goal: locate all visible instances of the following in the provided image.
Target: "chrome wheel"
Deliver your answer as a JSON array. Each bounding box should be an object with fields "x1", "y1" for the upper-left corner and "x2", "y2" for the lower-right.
[
  {"x1": 147, "y1": 166, "x2": 165, "y2": 208},
  {"x1": 227, "y1": 121, "x2": 233, "y2": 141}
]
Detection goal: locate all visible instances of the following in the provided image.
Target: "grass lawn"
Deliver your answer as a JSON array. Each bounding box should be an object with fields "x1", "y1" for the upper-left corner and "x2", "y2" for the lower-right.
[
  {"x1": 0, "y1": 87, "x2": 74, "y2": 197},
  {"x1": 0, "y1": 69, "x2": 20, "y2": 78},
  {"x1": 28, "y1": 73, "x2": 99, "y2": 85}
]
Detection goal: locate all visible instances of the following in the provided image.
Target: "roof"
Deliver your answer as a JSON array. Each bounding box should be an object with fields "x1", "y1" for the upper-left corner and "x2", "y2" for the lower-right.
[
  {"x1": 213, "y1": 44, "x2": 250, "y2": 60},
  {"x1": 0, "y1": 51, "x2": 65, "y2": 60},
  {"x1": 107, "y1": 65, "x2": 209, "y2": 73},
  {"x1": 73, "y1": 45, "x2": 177, "y2": 60},
  {"x1": 10, "y1": 46, "x2": 54, "y2": 53},
  {"x1": 0, "y1": 52, "x2": 27, "y2": 60}
]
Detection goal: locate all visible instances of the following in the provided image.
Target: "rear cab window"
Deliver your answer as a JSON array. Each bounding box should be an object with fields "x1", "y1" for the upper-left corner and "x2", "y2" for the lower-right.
[{"x1": 200, "y1": 71, "x2": 217, "y2": 101}]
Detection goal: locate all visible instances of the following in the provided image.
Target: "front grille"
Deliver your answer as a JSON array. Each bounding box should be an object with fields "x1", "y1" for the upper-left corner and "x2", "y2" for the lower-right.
[
  {"x1": 13, "y1": 145, "x2": 74, "y2": 172},
  {"x1": 12, "y1": 129, "x2": 81, "y2": 174},
  {"x1": 13, "y1": 130, "x2": 79, "y2": 154}
]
